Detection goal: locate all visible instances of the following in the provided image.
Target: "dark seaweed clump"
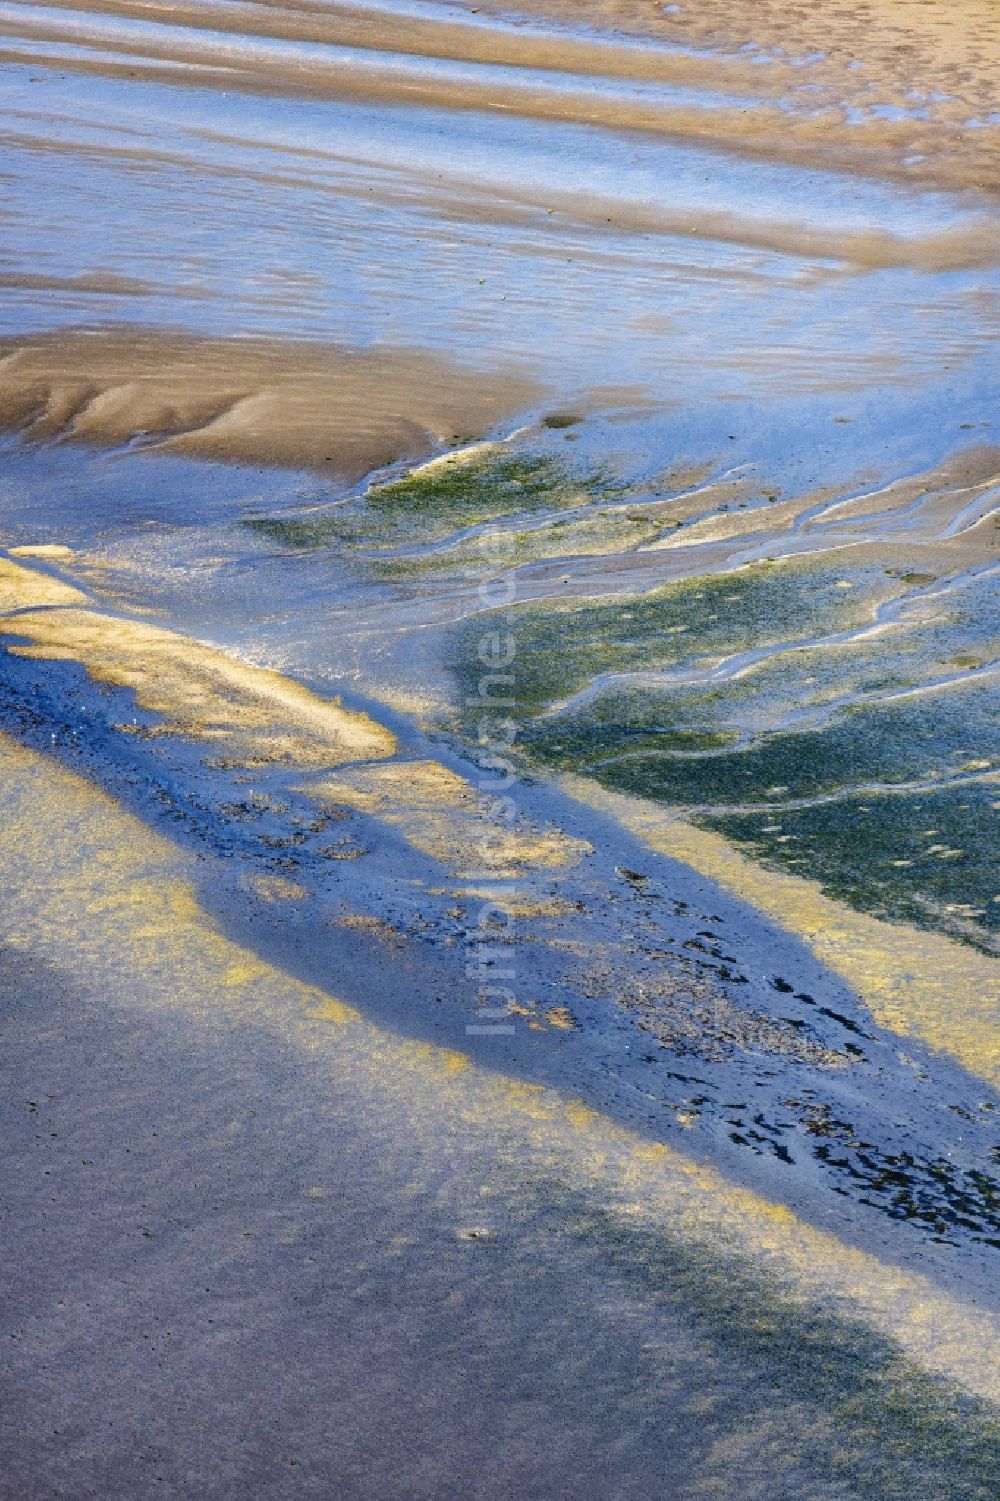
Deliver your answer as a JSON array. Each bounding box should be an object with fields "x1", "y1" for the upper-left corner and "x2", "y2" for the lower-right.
[{"x1": 723, "y1": 1096, "x2": 1000, "y2": 1246}]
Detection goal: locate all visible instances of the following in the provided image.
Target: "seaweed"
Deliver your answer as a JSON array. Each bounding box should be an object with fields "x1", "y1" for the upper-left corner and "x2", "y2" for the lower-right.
[
  {"x1": 244, "y1": 449, "x2": 599, "y2": 552},
  {"x1": 447, "y1": 556, "x2": 998, "y2": 951}
]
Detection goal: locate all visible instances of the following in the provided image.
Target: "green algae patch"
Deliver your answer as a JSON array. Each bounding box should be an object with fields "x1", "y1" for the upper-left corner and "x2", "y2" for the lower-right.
[
  {"x1": 374, "y1": 503, "x2": 666, "y2": 579},
  {"x1": 452, "y1": 555, "x2": 905, "y2": 724},
  {"x1": 530, "y1": 680, "x2": 999, "y2": 952},
  {"x1": 371, "y1": 447, "x2": 570, "y2": 525},
  {"x1": 539, "y1": 677, "x2": 997, "y2": 801},
  {"x1": 244, "y1": 446, "x2": 604, "y2": 553},
  {"x1": 448, "y1": 555, "x2": 998, "y2": 953},
  {"x1": 705, "y1": 778, "x2": 1000, "y2": 954}
]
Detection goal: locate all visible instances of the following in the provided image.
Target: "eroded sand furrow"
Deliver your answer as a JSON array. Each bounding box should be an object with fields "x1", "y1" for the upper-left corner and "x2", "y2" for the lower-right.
[{"x1": 6, "y1": 0, "x2": 771, "y2": 91}]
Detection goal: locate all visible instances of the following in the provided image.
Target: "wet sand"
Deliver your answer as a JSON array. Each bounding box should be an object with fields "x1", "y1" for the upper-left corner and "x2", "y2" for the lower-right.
[
  {"x1": 0, "y1": 328, "x2": 536, "y2": 479},
  {"x1": 0, "y1": 0, "x2": 998, "y2": 1495},
  {"x1": 3, "y1": 0, "x2": 1000, "y2": 188}
]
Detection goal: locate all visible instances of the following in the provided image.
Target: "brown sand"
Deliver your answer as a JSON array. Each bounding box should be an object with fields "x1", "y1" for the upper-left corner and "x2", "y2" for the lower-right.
[
  {"x1": 0, "y1": 328, "x2": 537, "y2": 478},
  {"x1": 4, "y1": 0, "x2": 999, "y2": 188}
]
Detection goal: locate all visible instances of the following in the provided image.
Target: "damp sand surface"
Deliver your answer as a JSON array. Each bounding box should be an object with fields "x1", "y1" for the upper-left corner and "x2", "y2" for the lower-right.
[{"x1": 1, "y1": 0, "x2": 998, "y2": 1494}]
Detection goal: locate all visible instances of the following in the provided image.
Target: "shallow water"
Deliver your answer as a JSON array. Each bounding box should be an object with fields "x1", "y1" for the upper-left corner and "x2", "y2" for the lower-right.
[{"x1": 0, "y1": 0, "x2": 998, "y2": 1494}]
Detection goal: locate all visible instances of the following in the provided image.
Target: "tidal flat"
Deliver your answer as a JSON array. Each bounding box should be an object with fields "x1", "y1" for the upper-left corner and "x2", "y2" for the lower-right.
[{"x1": 0, "y1": 0, "x2": 998, "y2": 1496}]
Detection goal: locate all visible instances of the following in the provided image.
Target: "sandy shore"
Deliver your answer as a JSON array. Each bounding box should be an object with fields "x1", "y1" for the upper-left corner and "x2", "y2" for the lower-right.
[{"x1": 1, "y1": 0, "x2": 998, "y2": 1493}]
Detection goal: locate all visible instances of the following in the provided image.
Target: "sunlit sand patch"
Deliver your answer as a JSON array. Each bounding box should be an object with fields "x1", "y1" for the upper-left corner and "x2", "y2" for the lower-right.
[
  {"x1": 0, "y1": 563, "x2": 475, "y2": 896},
  {"x1": 809, "y1": 456, "x2": 1000, "y2": 530},
  {"x1": 308, "y1": 758, "x2": 589, "y2": 877},
  {"x1": 403, "y1": 442, "x2": 506, "y2": 480},
  {"x1": 247, "y1": 873, "x2": 310, "y2": 903},
  {"x1": 505, "y1": 999, "x2": 578, "y2": 1033},
  {"x1": 563, "y1": 776, "x2": 1000, "y2": 1088},
  {"x1": 0, "y1": 581, "x2": 396, "y2": 771},
  {"x1": 451, "y1": 886, "x2": 581, "y2": 918},
  {"x1": 469, "y1": 0, "x2": 1000, "y2": 131},
  {"x1": 337, "y1": 913, "x2": 407, "y2": 949},
  {"x1": 0, "y1": 557, "x2": 88, "y2": 611},
  {"x1": 0, "y1": 328, "x2": 536, "y2": 480},
  {"x1": 644, "y1": 493, "x2": 813, "y2": 552},
  {"x1": 307, "y1": 995, "x2": 362, "y2": 1026},
  {"x1": 8, "y1": 543, "x2": 75, "y2": 560},
  {"x1": 357, "y1": 678, "x2": 448, "y2": 726},
  {"x1": 2, "y1": 729, "x2": 999, "y2": 1413}
]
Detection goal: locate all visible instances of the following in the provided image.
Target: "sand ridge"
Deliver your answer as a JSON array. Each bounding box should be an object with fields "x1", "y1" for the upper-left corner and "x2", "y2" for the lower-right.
[{"x1": 0, "y1": 328, "x2": 537, "y2": 479}]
